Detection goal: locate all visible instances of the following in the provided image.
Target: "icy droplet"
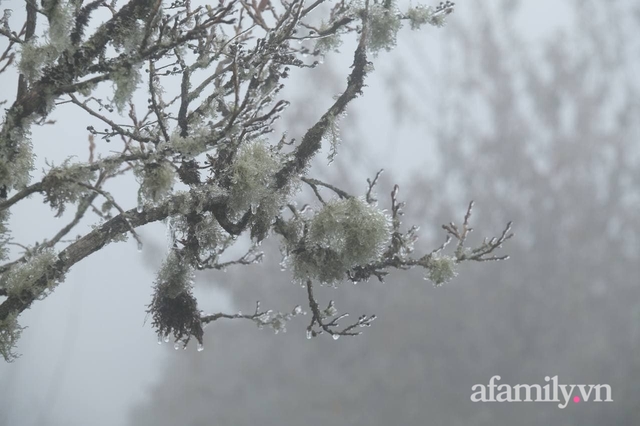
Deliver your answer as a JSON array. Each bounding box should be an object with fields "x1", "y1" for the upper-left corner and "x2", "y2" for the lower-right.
[
  {"x1": 197, "y1": 343, "x2": 204, "y2": 352},
  {"x1": 137, "y1": 192, "x2": 144, "y2": 213},
  {"x1": 279, "y1": 256, "x2": 288, "y2": 271},
  {"x1": 137, "y1": 241, "x2": 143, "y2": 252},
  {"x1": 174, "y1": 343, "x2": 180, "y2": 350},
  {"x1": 306, "y1": 329, "x2": 313, "y2": 339},
  {"x1": 293, "y1": 305, "x2": 302, "y2": 315},
  {"x1": 157, "y1": 336, "x2": 162, "y2": 345},
  {"x1": 332, "y1": 334, "x2": 340, "y2": 340},
  {"x1": 164, "y1": 336, "x2": 170, "y2": 343},
  {"x1": 166, "y1": 218, "x2": 177, "y2": 250}
]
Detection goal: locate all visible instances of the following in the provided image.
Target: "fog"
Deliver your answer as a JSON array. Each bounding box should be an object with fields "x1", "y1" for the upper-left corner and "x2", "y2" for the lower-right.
[{"x1": 1, "y1": 1, "x2": 639, "y2": 425}]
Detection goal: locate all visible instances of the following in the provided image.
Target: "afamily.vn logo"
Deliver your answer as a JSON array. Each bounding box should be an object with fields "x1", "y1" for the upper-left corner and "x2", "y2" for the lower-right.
[{"x1": 471, "y1": 375, "x2": 613, "y2": 409}]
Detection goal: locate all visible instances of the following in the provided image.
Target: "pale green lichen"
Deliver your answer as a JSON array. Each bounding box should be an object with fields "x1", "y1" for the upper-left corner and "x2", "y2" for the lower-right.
[
  {"x1": 250, "y1": 191, "x2": 286, "y2": 241},
  {"x1": 154, "y1": 250, "x2": 194, "y2": 299},
  {"x1": 0, "y1": 248, "x2": 61, "y2": 300},
  {"x1": 426, "y1": 255, "x2": 458, "y2": 286},
  {"x1": 190, "y1": 214, "x2": 225, "y2": 253},
  {"x1": 366, "y1": 3, "x2": 402, "y2": 55},
  {"x1": 0, "y1": 210, "x2": 11, "y2": 261},
  {"x1": 43, "y1": 159, "x2": 96, "y2": 216},
  {"x1": 18, "y1": 40, "x2": 55, "y2": 83},
  {"x1": 136, "y1": 160, "x2": 175, "y2": 204},
  {"x1": 314, "y1": 21, "x2": 344, "y2": 54},
  {"x1": 0, "y1": 113, "x2": 35, "y2": 192},
  {"x1": 167, "y1": 212, "x2": 226, "y2": 259},
  {"x1": 167, "y1": 129, "x2": 211, "y2": 159},
  {"x1": 111, "y1": 64, "x2": 143, "y2": 112},
  {"x1": 147, "y1": 250, "x2": 203, "y2": 347},
  {"x1": 0, "y1": 313, "x2": 24, "y2": 362},
  {"x1": 18, "y1": 0, "x2": 74, "y2": 84},
  {"x1": 45, "y1": 0, "x2": 74, "y2": 51},
  {"x1": 228, "y1": 140, "x2": 280, "y2": 217},
  {"x1": 112, "y1": 19, "x2": 144, "y2": 55},
  {"x1": 406, "y1": 5, "x2": 432, "y2": 30},
  {"x1": 324, "y1": 113, "x2": 343, "y2": 164},
  {"x1": 292, "y1": 197, "x2": 391, "y2": 284}
]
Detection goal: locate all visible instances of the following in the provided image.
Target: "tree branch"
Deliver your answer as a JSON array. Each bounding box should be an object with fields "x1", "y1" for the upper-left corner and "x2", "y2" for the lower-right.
[
  {"x1": 0, "y1": 189, "x2": 227, "y2": 323},
  {"x1": 274, "y1": 11, "x2": 370, "y2": 189}
]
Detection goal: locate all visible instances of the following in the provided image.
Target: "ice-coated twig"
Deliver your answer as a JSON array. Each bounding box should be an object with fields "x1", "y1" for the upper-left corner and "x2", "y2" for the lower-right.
[
  {"x1": 301, "y1": 177, "x2": 351, "y2": 202},
  {"x1": 305, "y1": 280, "x2": 376, "y2": 339},
  {"x1": 201, "y1": 301, "x2": 305, "y2": 334},
  {"x1": 365, "y1": 169, "x2": 384, "y2": 204}
]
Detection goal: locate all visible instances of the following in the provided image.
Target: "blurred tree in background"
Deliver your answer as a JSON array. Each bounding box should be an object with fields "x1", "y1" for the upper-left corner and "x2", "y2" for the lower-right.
[{"x1": 130, "y1": 1, "x2": 640, "y2": 425}]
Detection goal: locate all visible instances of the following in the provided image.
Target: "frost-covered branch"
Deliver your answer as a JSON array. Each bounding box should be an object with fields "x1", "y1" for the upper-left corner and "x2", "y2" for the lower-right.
[
  {"x1": 68, "y1": 94, "x2": 158, "y2": 144},
  {"x1": 71, "y1": 180, "x2": 144, "y2": 247},
  {"x1": 442, "y1": 201, "x2": 513, "y2": 262},
  {"x1": 278, "y1": 177, "x2": 512, "y2": 293},
  {"x1": 0, "y1": 182, "x2": 44, "y2": 211},
  {"x1": 274, "y1": 21, "x2": 369, "y2": 189},
  {"x1": 0, "y1": 0, "x2": 512, "y2": 361},
  {"x1": 305, "y1": 280, "x2": 376, "y2": 339},
  {"x1": 1, "y1": 0, "x2": 162, "y2": 194},
  {"x1": 201, "y1": 301, "x2": 305, "y2": 335},
  {"x1": 42, "y1": 193, "x2": 99, "y2": 249},
  {"x1": 301, "y1": 176, "x2": 351, "y2": 202},
  {"x1": 194, "y1": 243, "x2": 264, "y2": 271},
  {"x1": 365, "y1": 169, "x2": 384, "y2": 204},
  {"x1": 0, "y1": 187, "x2": 227, "y2": 332},
  {"x1": 0, "y1": 27, "x2": 23, "y2": 45}
]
